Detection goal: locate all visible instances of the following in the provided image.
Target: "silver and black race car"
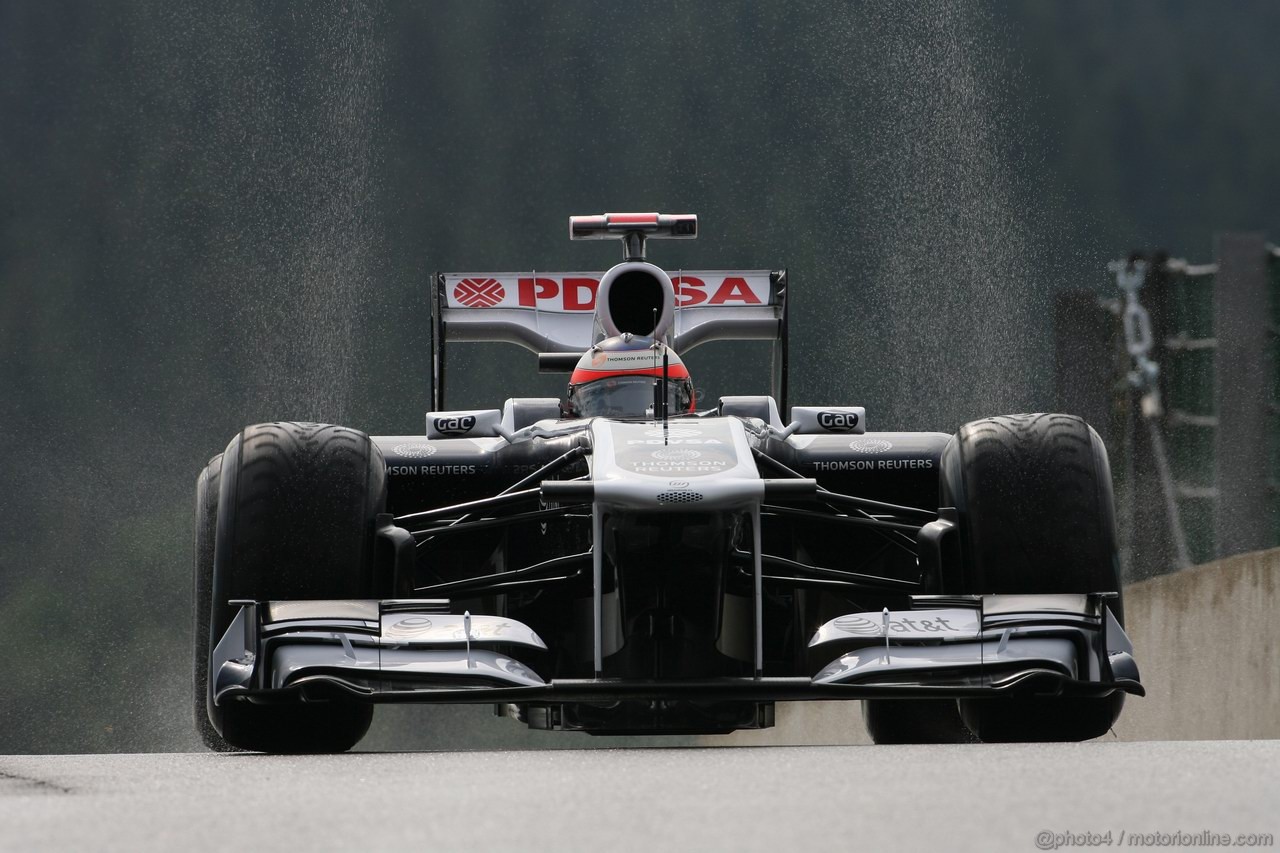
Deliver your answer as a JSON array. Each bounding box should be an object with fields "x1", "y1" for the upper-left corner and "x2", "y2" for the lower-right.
[{"x1": 193, "y1": 213, "x2": 1142, "y2": 752}]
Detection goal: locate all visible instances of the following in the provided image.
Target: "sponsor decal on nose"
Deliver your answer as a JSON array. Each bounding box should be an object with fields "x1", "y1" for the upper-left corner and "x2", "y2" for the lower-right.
[
  {"x1": 650, "y1": 449, "x2": 701, "y2": 460},
  {"x1": 644, "y1": 426, "x2": 701, "y2": 439}
]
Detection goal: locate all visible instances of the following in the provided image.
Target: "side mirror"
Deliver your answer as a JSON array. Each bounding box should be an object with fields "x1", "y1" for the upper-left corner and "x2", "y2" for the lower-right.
[
  {"x1": 425, "y1": 409, "x2": 504, "y2": 439},
  {"x1": 787, "y1": 406, "x2": 867, "y2": 435}
]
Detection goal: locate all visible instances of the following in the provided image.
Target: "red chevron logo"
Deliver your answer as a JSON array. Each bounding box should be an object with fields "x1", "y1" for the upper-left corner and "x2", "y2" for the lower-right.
[{"x1": 453, "y1": 278, "x2": 505, "y2": 307}]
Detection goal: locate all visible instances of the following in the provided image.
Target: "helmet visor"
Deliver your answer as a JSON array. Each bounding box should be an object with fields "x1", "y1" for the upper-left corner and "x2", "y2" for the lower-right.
[{"x1": 569, "y1": 375, "x2": 694, "y2": 418}]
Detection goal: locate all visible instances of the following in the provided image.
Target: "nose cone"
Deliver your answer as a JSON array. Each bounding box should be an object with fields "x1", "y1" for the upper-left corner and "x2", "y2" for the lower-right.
[{"x1": 587, "y1": 418, "x2": 764, "y2": 510}]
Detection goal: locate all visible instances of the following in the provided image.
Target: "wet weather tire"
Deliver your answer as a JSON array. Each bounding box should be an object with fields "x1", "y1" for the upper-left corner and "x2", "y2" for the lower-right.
[
  {"x1": 942, "y1": 413, "x2": 1125, "y2": 743},
  {"x1": 193, "y1": 454, "x2": 236, "y2": 752},
  {"x1": 862, "y1": 699, "x2": 977, "y2": 744},
  {"x1": 200, "y1": 422, "x2": 385, "y2": 753}
]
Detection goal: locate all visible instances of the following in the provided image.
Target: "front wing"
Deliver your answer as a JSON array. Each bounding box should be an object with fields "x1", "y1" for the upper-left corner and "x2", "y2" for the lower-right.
[{"x1": 211, "y1": 594, "x2": 1143, "y2": 707}]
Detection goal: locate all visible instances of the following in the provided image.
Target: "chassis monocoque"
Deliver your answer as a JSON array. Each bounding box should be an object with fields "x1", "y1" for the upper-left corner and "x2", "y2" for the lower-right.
[{"x1": 193, "y1": 213, "x2": 1142, "y2": 752}]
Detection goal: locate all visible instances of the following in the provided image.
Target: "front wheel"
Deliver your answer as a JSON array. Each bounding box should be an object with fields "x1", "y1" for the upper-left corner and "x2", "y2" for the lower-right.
[
  {"x1": 193, "y1": 453, "x2": 235, "y2": 752},
  {"x1": 198, "y1": 422, "x2": 385, "y2": 753},
  {"x1": 862, "y1": 699, "x2": 976, "y2": 744},
  {"x1": 941, "y1": 413, "x2": 1125, "y2": 743}
]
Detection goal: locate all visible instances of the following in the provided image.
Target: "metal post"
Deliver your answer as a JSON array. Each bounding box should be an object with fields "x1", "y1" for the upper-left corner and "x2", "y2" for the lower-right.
[
  {"x1": 1214, "y1": 233, "x2": 1271, "y2": 558},
  {"x1": 1144, "y1": 418, "x2": 1192, "y2": 570},
  {"x1": 1105, "y1": 257, "x2": 1183, "y2": 579}
]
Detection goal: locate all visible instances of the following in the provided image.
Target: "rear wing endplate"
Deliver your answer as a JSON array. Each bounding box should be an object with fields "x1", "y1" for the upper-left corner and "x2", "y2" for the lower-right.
[{"x1": 431, "y1": 269, "x2": 789, "y2": 411}]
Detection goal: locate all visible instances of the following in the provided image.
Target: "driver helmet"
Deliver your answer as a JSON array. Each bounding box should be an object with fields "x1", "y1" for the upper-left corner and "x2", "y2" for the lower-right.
[{"x1": 564, "y1": 334, "x2": 695, "y2": 418}]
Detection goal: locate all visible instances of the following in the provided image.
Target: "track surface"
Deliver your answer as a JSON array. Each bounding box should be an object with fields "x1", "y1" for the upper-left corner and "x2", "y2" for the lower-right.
[{"x1": 2, "y1": 742, "x2": 1277, "y2": 852}]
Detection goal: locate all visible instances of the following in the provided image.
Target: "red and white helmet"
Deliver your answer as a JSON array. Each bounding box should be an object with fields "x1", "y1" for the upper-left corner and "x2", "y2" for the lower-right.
[{"x1": 564, "y1": 334, "x2": 695, "y2": 418}]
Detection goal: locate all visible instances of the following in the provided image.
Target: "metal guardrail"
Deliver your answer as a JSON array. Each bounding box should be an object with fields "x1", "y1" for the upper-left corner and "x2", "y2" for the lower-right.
[
  {"x1": 1123, "y1": 237, "x2": 1277, "y2": 575},
  {"x1": 1162, "y1": 258, "x2": 1217, "y2": 566},
  {"x1": 1058, "y1": 235, "x2": 1278, "y2": 580}
]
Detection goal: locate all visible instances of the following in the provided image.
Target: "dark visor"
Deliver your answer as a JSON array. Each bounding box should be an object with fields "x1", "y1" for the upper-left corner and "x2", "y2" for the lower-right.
[{"x1": 569, "y1": 375, "x2": 693, "y2": 418}]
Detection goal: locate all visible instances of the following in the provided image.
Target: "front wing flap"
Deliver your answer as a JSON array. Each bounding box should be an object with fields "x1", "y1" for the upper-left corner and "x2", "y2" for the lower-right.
[{"x1": 211, "y1": 594, "x2": 1142, "y2": 707}]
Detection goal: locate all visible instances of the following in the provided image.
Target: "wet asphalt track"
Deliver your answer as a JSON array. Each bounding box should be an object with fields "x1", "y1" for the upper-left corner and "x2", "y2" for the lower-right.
[{"x1": 2, "y1": 741, "x2": 1277, "y2": 852}]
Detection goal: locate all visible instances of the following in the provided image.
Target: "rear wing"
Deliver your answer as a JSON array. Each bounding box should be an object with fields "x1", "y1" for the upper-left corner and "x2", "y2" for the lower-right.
[{"x1": 431, "y1": 269, "x2": 789, "y2": 411}]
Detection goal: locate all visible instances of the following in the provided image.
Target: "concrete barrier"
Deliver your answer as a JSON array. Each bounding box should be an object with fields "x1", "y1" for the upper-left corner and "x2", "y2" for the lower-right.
[
  {"x1": 1114, "y1": 546, "x2": 1280, "y2": 740},
  {"x1": 705, "y1": 547, "x2": 1280, "y2": 745}
]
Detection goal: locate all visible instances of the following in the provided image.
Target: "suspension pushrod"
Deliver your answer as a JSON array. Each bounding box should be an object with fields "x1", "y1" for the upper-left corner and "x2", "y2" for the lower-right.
[
  {"x1": 445, "y1": 447, "x2": 588, "y2": 529},
  {"x1": 764, "y1": 506, "x2": 918, "y2": 557},
  {"x1": 760, "y1": 573, "x2": 893, "y2": 592},
  {"x1": 752, "y1": 449, "x2": 935, "y2": 521},
  {"x1": 414, "y1": 552, "x2": 592, "y2": 595},
  {"x1": 751, "y1": 450, "x2": 921, "y2": 554},
  {"x1": 732, "y1": 550, "x2": 922, "y2": 592},
  {"x1": 420, "y1": 573, "x2": 579, "y2": 598},
  {"x1": 815, "y1": 490, "x2": 937, "y2": 523},
  {"x1": 395, "y1": 488, "x2": 541, "y2": 524},
  {"x1": 410, "y1": 505, "x2": 590, "y2": 540},
  {"x1": 762, "y1": 504, "x2": 924, "y2": 534}
]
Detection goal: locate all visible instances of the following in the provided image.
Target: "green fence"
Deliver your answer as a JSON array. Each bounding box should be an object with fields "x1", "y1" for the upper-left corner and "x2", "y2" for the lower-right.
[
  {"x1": 1272, "y1": 247, "x2": 1280, "y2": 546},
  {"x1": 1061, "y1": 236, "x2": 1279, "y2": 579},
  {"x1": 1164, "y1": 260, "x2": 1219, "y2": 565}
]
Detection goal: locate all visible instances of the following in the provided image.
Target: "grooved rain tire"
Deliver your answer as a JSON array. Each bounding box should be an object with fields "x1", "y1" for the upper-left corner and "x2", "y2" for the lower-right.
[
  {"x1": 942, "y1": 413, "x2": 1125, "y2": 743},
  {"x1": 201, "y1": 422, "x2": 386, "y2": 753},
  {"x1": 863, "y1": 698, "x2": 978, "y2": 744},
  {"x1": 193, "y1": 454, "x2": 236, "y2": 752}
]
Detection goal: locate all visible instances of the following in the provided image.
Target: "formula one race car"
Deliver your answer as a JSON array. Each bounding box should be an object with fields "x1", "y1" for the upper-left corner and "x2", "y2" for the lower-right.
[{"x1": 193, "y1": 213, "x2": 1142, "y2": 752}]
